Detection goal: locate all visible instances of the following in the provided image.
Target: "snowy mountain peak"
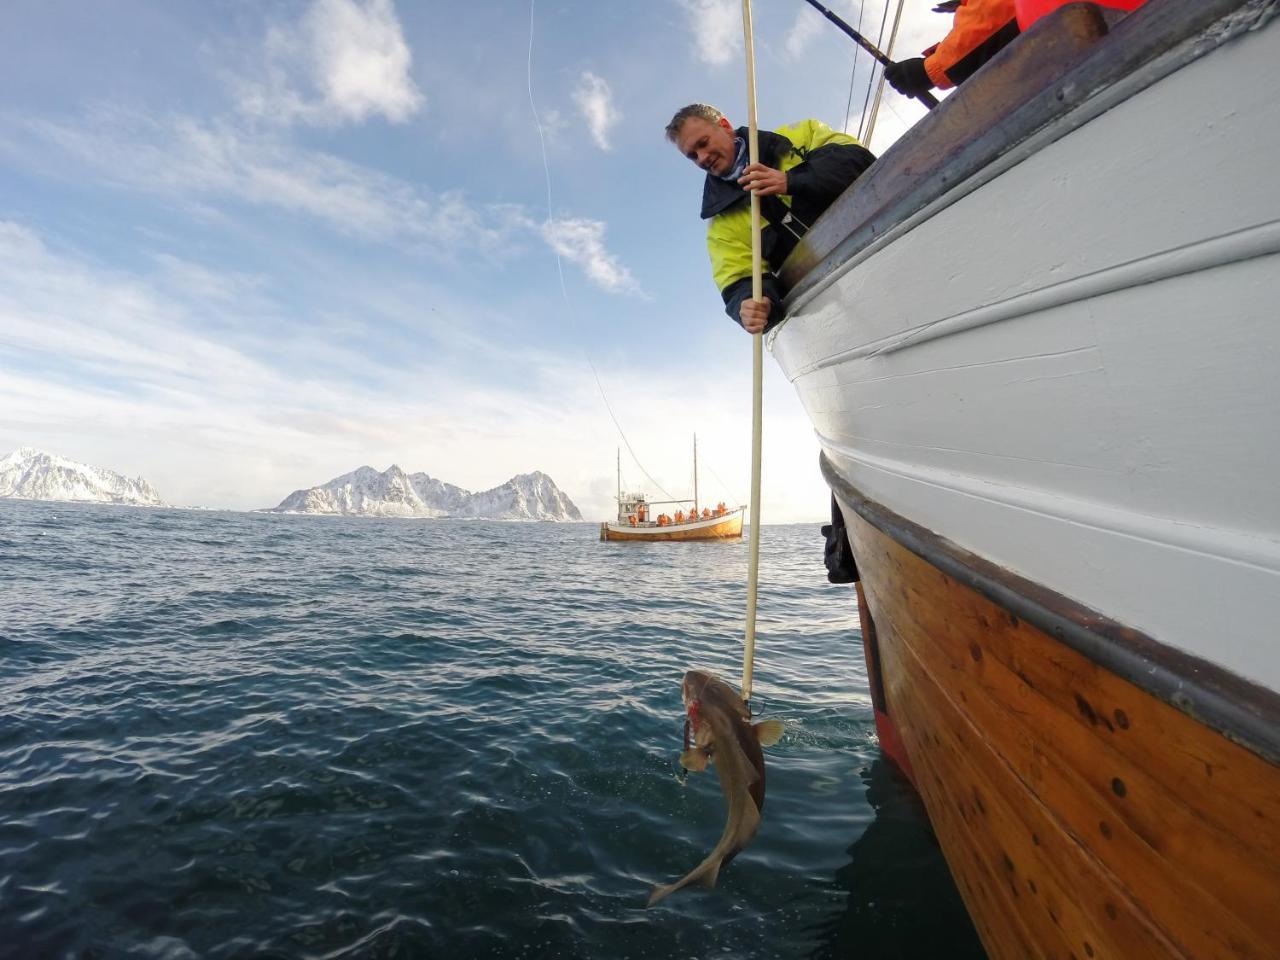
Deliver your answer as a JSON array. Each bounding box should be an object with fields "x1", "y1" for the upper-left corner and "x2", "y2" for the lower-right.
[
  {"x1": 269, "y1": 463, "x2": 581, "y2": 521},
  {"x1": 0, "y1": 448, "x2": 167, "y2": 507}
]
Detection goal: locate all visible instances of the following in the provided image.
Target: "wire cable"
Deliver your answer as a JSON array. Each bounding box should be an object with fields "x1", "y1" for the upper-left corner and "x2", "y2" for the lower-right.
[
  {"x1": 842, "y1": 1, "x2": 867, "y2": 133},
  {"x1": 525, "y1": 0, "x2": 673, "y2": 502},
  {"x1": 857, "y1": 0, "x2": 892, "y2": 141}
]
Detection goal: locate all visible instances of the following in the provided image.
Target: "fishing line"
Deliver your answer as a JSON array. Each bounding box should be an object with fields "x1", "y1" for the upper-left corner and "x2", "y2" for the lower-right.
[
  {"x1": 703, "y1": 461, "x2": 742, "y2": 509},
  {"x1": 525, "y1": 0, "x2": 673, "y2": 501}
]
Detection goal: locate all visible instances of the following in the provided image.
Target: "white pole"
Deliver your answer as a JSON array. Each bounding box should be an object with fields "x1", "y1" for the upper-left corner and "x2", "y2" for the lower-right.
[{"x1": 741, "y1": 0, "x2": 763, "y2": 704}]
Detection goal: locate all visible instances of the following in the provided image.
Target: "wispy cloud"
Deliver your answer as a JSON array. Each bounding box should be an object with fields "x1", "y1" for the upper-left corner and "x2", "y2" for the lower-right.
[
  {"x1": 541, "y1": 218, "x2": 640, "y2": 295},
  {"x1": 677, "y1": 0, "x2": 741, "y2": 67},
  {"x1": 785, "y1": 3, "x2": 826, "y2": 59},
  {"x1": 5, "y1": 107, "x2": 643, "y2": 295},
  {"x1": 0, "y1": 220, "x2": 826, "y2": 519},
  {"x1": 572, "y1": 72, "x2": 619, "y2": 151},
  {"x1": 9, "y1": 108, "x2": 525, "y2": 256},
  {"x1": 235, "y1": 0, "x2": 423, "y2": 127}
]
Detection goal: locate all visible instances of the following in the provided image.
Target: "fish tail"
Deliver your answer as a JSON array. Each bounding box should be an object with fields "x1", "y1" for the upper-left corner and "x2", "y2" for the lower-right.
[{"x1": 645, "y1": 853, "x2": 723, "y2": 907}]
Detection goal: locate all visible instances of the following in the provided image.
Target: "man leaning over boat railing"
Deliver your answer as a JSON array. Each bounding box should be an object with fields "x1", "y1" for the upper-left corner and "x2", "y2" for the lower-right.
[{"x1": 665, "y1": 104, "x2": 875, "y2": 335}]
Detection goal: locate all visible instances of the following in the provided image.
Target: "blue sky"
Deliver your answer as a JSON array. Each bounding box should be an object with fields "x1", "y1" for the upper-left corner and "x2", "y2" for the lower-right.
[{"x1": 0, "y1": 0, "x2": 941, "y2": 520}]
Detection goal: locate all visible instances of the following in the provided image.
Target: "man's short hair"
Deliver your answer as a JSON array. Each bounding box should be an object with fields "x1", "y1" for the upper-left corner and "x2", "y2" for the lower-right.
[{"x1": 665, "y1": 104, "x2": 724, "y2": 143}]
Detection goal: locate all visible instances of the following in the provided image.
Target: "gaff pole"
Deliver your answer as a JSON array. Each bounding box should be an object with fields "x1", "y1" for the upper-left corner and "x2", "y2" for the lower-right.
[{"x1": 740, "y1": 0, "x2": 763, "y2": 704}]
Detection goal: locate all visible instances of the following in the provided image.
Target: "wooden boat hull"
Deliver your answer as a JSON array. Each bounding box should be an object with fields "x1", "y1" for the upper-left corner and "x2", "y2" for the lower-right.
[
  {"x1": 772, "y1": 0, "x2": 1280, "y2": 690},
  {"x1": 599, "y1": 509, "x2": 743, "y2": 542},
  {"x1": 764, "y1": 2, "x2": 1280, "y2": 956},
  {"x1": 838, "y1": 473, "x2": 1280, "y2": 960}
]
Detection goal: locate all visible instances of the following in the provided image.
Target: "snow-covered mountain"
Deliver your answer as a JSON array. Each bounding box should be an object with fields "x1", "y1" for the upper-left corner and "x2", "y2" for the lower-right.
[
  {"x1": 269, "y1": 465, "x2": 581, "y2": 521},
  {"x1": 0, "y1": 448, "x2": 167, "y2": 506},
  {"x1": 450, "y1": 472, "x2": 583, "y2": 521}
]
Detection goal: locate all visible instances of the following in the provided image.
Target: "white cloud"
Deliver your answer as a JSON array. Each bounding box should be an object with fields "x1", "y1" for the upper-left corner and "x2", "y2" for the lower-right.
[
  {"x1": 678, "y1": 0, "x2": 741, "y2": 67},
  {"x1": 0, "y1": 220, "x2": 826, "y2": 520},
  {"x1": 784, "y1": 4, "x2": 826, "y2": 59},
  {"x1": 12, "y1": 109, "x2": 523, "y2": 256},
  {"x1": 540, "y1": 218, "x2": 640, "y2": 295},
  {"x1": 6, "y1": 110, "x2": 640, "y2": 294},
  {"x1": 572, "y1": 72, "x2": 619, "y2": 151},
  {"x1": 237, "y1": 0, "x2": 423, "y2": 127}
]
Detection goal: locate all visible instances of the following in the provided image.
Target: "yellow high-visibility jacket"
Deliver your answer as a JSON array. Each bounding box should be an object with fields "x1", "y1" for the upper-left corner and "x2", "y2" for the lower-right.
[{"x1": 701, "y1": 120, "x2": 874, "y2": 329}]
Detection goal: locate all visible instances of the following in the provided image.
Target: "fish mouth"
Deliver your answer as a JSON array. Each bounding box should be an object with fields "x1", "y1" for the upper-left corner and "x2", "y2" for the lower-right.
[{"x1": 681, "y1": 670, "x2": 711, "y2": 707}]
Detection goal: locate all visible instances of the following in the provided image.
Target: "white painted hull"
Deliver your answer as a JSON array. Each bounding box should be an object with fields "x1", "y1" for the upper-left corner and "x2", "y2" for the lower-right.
[{"x1": 772, "y1": 7, "x2": 1280, "y2": 692}]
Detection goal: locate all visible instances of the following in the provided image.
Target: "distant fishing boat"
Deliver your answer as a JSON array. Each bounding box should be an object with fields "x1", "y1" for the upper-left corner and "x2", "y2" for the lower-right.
[
  {"x1": 768, "y1": 2, "x2": 1280, "y2": 957},
  {"x1": 599, "y1": 437, "x2": 744, "y2": 542}
]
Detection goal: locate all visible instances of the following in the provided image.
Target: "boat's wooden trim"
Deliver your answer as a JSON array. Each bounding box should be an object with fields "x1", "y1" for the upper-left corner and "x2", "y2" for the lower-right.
[
  {"x1": 599, "y1": 509, "x2": 744, "y2": 542},
  {"x1": 778, "y1": 0, "x2": 1266, "y2": 313},
  {"x1": 837, "y1": 476, "x2": 1280, "y2": 959},
  {"x1": 822, "y1": 453, "x2": 1280, "y2": 766}
]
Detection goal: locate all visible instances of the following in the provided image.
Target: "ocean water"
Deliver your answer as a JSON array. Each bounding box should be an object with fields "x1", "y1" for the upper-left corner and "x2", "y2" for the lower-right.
[{"x1": 0, "y1": 499, "x2": 985, "y2": 959}]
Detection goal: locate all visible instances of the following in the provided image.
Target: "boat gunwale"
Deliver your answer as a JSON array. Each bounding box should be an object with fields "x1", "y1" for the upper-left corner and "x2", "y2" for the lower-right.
[
  {"x1": 774, "y1": 0, "x2": 1270, "y2": 325},
  {"x1": 820, "y1": 452, "x2": 1280, "y2": 767}
]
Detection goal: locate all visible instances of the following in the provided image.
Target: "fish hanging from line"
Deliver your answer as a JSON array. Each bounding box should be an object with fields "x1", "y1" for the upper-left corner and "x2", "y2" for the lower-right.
[{"x1": 647, "y1": 669, "x2": 784, "y2": 907}]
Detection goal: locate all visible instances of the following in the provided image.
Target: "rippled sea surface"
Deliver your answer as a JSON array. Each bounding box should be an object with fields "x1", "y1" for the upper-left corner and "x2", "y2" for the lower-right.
[{"x1": 0, "y1": 500, "x2": 985, "y2": 959}]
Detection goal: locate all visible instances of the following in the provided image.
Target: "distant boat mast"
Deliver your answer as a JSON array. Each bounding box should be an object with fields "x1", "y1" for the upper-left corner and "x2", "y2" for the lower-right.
[{"x1": 693, "y1": 434, "x2": 699, "y2": 515}]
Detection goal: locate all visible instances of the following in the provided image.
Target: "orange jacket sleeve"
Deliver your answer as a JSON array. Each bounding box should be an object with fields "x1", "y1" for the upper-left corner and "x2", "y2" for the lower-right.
[{"x1": 923, "y1": 0, "x2": 1019, "y2": 89}]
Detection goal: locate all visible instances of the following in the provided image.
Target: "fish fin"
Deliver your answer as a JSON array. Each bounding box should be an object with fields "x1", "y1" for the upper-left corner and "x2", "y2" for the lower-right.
[
  {"x1": 753, "y1": 719, "x2": 784, "y2": 747},
  {"x1": 647, "y1": 882, "x2": 676, "y2": 907},
  {"x1": 679, "y1": 748, "x2": 709, "y2": 772}
]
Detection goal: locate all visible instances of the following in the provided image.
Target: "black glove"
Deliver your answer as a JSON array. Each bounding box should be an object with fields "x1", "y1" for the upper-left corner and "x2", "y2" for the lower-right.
[
  {"x1": 820, "y1": 496, "x2": 859, "y2": 584},
  {"x1": 884, "y1": 57, "x2": 933, "y2": 98}
]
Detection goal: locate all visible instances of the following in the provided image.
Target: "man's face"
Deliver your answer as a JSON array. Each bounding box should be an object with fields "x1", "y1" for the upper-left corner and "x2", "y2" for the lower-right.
[{"x1": 674, "y1": 117, "x2": 736, "y2": 177}]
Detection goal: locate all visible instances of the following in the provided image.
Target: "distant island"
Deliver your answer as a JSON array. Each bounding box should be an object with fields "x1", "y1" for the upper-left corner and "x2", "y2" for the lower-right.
[
  {"x1": 0, "y1": 448, "x2": 167, "y2": 507},
  {"x1": 266, "y1": 464, "x2": 583, "y2": 521},
  {"x1": 0, "y1": 448, "x2": 583, "y2": 521}
]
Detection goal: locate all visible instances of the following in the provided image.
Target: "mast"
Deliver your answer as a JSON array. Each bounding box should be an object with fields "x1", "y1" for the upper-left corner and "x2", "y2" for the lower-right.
[
  {"x1": 693, "y1": 434, "x2": 699, "y2": 515},
  {"x1": 616, "y1": 447, "x2": 621, "y2": 521}
]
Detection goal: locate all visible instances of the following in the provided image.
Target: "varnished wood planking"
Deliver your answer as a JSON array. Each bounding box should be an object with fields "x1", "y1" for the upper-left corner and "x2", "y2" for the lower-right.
[
  {"x1": 864, "y1": 516, "x2": 1280, "y2": 959},
  {"x1": 883, "y1": 628, "x2": 1186, "y2": 959},
  {"x1": 847, "y1": 508, "x2": 1280, "y2": 959},
  {"x1": 880, "y1": 563, "x2": 1279, "y2": 959}
]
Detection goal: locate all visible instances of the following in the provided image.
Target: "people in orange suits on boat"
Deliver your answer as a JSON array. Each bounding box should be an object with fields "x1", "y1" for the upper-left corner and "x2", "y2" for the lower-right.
[
  {"x1": 657, "y1": 514, "x2": 670, "y2": 526},
  {"x1": 629, "y1": 515, "x2": 638, "y2": 526},
  {"x1": 884, "y1": 1, "x2": 1020, "y2": 97},
  {"x1": 702, "y1": 508, "x2": 712, "y2": 519},
  {"x1": 674, "y1": 509, "x2": 685, "y2": 523},
  {"x1": 715, "y1": 502, "x2": 726, "y2": 516}
]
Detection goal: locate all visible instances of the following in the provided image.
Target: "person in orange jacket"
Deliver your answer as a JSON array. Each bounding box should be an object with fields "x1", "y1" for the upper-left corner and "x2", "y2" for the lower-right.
[{"x1": 884, "y1": 0, "x2": 1019, "y2": 97}]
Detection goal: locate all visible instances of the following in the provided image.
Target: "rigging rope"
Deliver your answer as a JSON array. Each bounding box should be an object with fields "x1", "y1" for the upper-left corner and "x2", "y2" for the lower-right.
[
  {"x1": 525, "y1": 0, "x2": 673, "y2": 503},
  {"x1": 864, "y1": 0, "x2": 908, "y2": 145},
  {"x1": 857, "y1": 0, "x2": 893, "y2": 141}
]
